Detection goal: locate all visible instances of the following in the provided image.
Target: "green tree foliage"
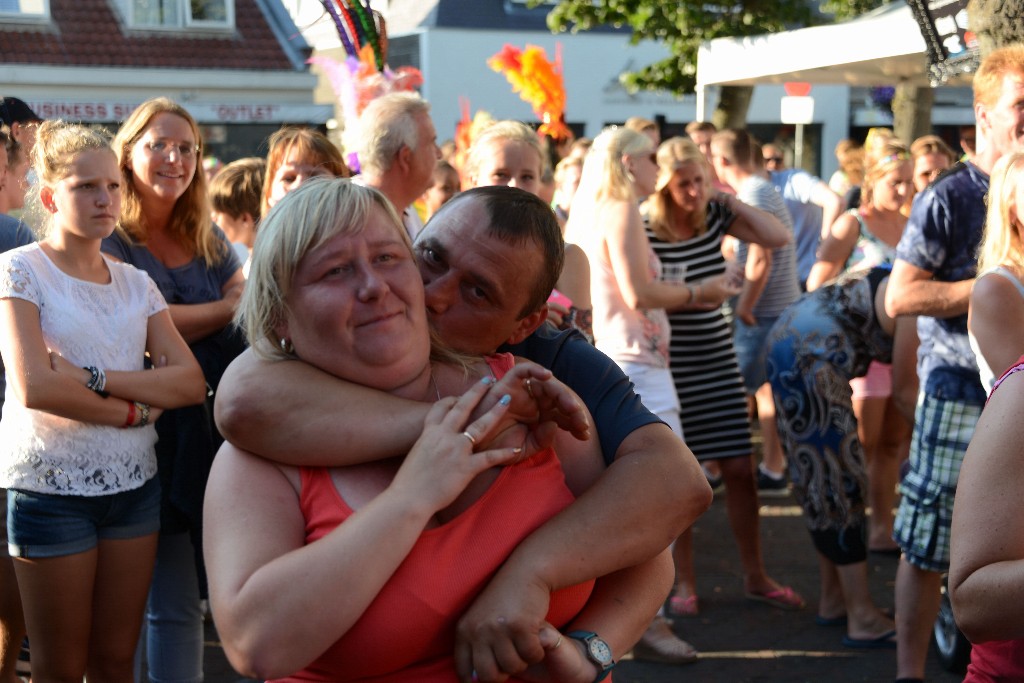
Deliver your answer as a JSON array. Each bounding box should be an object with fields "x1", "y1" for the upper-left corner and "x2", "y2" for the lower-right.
[{"x1": 541, "y1": 0, "x2": 887, "y2": 95}]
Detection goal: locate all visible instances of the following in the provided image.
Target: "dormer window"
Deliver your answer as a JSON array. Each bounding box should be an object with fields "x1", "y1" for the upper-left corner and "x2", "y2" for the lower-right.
[
  {"x1": 0, "y1": 0, "x2": 50, "y2": 22},
  {"x1": 116, "y1": 0, "x2": 234, "y2": 31}
]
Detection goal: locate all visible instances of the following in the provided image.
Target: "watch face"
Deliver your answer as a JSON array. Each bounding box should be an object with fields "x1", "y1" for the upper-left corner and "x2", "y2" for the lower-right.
[{"x1": 588, "y1": 637, "x2": 614, "y2": 665}]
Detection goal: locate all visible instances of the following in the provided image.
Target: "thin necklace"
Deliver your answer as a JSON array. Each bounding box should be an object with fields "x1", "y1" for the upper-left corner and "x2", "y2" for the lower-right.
[{"x1": 429, "y1": 366, "x2": 441, "y2": 401}]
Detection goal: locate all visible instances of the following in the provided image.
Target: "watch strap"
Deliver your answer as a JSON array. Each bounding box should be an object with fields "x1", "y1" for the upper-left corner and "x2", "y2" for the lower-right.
[{"x1": 566, "y1": 630, "x2": 615, "y2": 682}]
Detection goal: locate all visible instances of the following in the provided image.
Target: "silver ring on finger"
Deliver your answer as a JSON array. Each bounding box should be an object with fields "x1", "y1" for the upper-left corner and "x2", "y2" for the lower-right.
[
  {"x1": 525, "y1": 378, "x2": 535, "y2": 399},
  {"x1": 461, "y1": 431, "x2": 477, "y2": 446}
]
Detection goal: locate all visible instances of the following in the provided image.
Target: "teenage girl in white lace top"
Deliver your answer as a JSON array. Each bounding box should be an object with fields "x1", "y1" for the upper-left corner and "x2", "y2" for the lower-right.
[{"x1": 0, "y1": 120, "x2": 204, "y2": 681}]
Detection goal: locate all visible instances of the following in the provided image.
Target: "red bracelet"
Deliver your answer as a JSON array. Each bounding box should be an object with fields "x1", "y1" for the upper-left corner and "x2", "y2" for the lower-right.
[{"x1": 122, "y1": 400, "x2": 136, "y2": 428}]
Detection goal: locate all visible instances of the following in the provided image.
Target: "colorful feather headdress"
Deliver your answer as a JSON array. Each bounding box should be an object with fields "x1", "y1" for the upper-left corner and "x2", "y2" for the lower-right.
[
  {"x1": 308, "y1": 1, "x2": 424, "y2": 170},
  {"x1": 487, "y1": 43, "x2": 570, "y2": 141}
]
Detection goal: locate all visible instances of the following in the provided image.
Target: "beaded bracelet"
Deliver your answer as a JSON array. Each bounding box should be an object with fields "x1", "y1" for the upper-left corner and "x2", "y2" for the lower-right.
[
  {"x1": 83, "y1": 365, "x2": 108, "y2": 397},
  {"x1": 135, "y1": 402, "x2": 151, "y2": 428}
]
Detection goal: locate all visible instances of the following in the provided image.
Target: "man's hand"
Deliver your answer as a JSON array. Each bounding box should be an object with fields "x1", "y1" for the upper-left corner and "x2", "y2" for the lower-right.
[
  {"x1": 454, "y1": 572, "x2": 553, "y2": 682},
  {"x1": 518, "y1": 627, "x2": 597, "y2": 683},
  {"x1": 472, "y1": 362, "x2": 591, "y2": 443},
  {"x1": 735, "y1": 304, "x2": 757, "y2": 326}
]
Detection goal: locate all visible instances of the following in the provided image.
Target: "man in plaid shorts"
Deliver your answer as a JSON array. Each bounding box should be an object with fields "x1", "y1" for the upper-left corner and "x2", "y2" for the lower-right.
[{"x1": 884, "y1": 44, "x2": 1024, "y2": 683}]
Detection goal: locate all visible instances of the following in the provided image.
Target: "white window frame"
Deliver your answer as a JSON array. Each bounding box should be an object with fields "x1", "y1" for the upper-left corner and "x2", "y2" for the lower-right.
[
  {"x1": 0, "y1": 0, "x2": 51, "y2": 24},
  {"x1": 186, "y1": 0, "x2": 234, "y2": 28},
  {"x1": 117, "y1": 0, "x2": 234, "y2": 32}
]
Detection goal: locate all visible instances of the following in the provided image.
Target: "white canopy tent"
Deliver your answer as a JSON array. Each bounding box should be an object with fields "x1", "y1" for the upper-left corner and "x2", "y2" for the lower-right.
[{"x1": 694, "y1": 1, "x2": 971, "y2": 119}]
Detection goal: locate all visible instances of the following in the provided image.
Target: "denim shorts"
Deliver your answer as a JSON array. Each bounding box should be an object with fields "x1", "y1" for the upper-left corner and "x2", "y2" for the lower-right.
[
  {"x1": 8, "y1": 476, "x2": 161, "y2": 559},
  {"x1": 733, "y1": 316, "x2": 778, "y2": 393}
]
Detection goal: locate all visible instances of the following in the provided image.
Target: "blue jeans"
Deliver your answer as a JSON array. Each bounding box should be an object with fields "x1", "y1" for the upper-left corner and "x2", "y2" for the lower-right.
[
  {"x1": 135, "y1": 532, "x2": 203, "y2": 683},
  {"x1": 733, "y1": 316, "x2": 778, "y2": 393}
]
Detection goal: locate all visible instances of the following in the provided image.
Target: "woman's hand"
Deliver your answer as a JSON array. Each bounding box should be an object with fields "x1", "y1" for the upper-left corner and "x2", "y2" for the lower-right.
[
  {"x1": 546, "y1": 301, "x2": 569, "y2": 328},
  {"x1": 390, "y1": 377, "x2": 524, "y2": 514},
  {"x1": 694, "y1": 261, "x2": 744, "y2": 308},
  {"x1": 48, "y1": 351, "x2": 90, "y2": 386},
  {"x1": 222, "y1": 280, "x2": 244, "y2": 312}
]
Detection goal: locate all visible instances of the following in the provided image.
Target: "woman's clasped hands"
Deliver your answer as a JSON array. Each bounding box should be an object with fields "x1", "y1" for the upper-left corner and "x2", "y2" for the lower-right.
[{"x1": 391, "y1": 375, "x2": 523, "y2": 515}]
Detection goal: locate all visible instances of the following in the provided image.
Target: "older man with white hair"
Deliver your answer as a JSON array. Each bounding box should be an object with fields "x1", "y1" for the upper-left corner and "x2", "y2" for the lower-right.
[{"x1": 347, "y1": 91, "x2": 440, "y2": 239}]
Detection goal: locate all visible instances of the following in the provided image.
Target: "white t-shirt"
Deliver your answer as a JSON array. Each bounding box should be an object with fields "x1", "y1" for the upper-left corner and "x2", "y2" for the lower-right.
[{"x1": 0, "y1": 244, "x2": 166, "y2": 495}]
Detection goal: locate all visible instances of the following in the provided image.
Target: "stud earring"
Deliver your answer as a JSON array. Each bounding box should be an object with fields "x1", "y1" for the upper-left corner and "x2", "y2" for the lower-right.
[{"x1": 279, "y1": 337, "x2": 294, "y2": 355}]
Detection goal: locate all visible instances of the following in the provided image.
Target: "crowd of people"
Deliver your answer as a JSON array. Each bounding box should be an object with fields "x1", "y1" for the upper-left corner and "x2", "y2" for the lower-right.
[{"x1": 0, "y1": 41, "x2": 1021, "y2": 683}]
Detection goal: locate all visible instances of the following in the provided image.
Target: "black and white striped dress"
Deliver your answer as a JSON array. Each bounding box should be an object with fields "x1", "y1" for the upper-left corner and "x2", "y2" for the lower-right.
[{"x1": 645, "y1": 199, "x2": 753, "y2": 461}]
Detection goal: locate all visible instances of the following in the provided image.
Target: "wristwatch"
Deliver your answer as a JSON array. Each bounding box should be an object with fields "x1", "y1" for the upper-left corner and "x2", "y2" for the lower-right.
[{"x1": 567, "y1": 630, "x2": 615, "y2": 682}]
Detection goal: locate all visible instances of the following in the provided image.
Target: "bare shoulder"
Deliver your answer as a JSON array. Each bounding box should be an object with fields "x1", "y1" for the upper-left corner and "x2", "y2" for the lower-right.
[
  {"x1": 209, "y1": 441, "x2": 300, "y2": 496},
  {"x1": 972, "y1": 268, "x2": 1023, "y2": 303}
]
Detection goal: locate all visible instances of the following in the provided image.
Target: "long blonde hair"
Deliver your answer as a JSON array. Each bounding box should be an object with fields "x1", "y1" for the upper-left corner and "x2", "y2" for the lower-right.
[
  {"x1": 646, "y1": 136, "x2": 711, "y2": 242},
  {"x1": 978, "y1": 151, "x2": 1024, "y2": 273},
  {"x1": 574, "y1": 126, "x2": 652, "y2": 207},
  {"x1": 113, "y1": 97, "x2": 225, "y2": 266}
]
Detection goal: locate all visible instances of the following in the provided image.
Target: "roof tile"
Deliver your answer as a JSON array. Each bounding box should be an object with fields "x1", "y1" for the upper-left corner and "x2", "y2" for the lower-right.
[{"x1": 0, "y1": 0, "x2": 297, "y2": 71}]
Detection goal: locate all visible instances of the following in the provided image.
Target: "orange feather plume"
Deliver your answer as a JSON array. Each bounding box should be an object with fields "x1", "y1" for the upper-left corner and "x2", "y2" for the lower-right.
[{"x1": 487, "y1": 43, "x2": 570, "y2": 141}]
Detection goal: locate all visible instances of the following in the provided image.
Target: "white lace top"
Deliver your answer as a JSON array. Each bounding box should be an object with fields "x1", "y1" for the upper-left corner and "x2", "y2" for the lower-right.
[{"x1": 0, "y1": 244, "x2": 166, "y2": 495}]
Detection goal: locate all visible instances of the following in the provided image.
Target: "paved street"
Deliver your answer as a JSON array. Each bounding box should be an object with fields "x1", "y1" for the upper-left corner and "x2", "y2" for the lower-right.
[{"x1": 200, "y1": 489, "x2": 964, "y2": 683}]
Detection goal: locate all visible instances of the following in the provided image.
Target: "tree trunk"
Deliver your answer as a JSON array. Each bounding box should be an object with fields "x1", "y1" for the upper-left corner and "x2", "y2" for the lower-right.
[
  {"x1": 967, "y1": 0, "x2": 1024, "y2": 56},
  {"x1": 711, "y1": 85, "x2": 754, "y2": 130},
  {"x1": 892, "y1": 83, "x2": 934, "y2": 145}
]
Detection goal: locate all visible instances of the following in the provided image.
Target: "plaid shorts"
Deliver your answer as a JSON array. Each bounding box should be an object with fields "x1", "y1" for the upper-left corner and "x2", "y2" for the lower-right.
[{"x1": 894, "y1": 390, "x2": 982, "y2": 572}]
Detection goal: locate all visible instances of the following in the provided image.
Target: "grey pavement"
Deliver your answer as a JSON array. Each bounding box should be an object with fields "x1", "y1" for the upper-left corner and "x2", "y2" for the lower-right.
[{"x1": 201, "y1": 489, "x2": 964, "y2": 683}]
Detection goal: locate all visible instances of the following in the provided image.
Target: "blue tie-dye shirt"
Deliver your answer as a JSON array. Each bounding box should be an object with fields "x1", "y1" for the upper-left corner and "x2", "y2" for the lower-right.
[{"x1": 895, "y1": 161, "x2": 986, "y2": 396}]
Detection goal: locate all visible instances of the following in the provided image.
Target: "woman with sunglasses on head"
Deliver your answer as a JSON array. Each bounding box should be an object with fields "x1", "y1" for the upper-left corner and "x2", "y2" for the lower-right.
[{"x1": 101, "y1": 97, "x2": 246, "y2": 683}]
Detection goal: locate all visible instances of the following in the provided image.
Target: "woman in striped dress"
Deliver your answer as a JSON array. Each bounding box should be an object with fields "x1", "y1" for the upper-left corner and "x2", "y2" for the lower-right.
[{"x1": 644, "y1": 136, "x2": 803, "y2": 616}]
